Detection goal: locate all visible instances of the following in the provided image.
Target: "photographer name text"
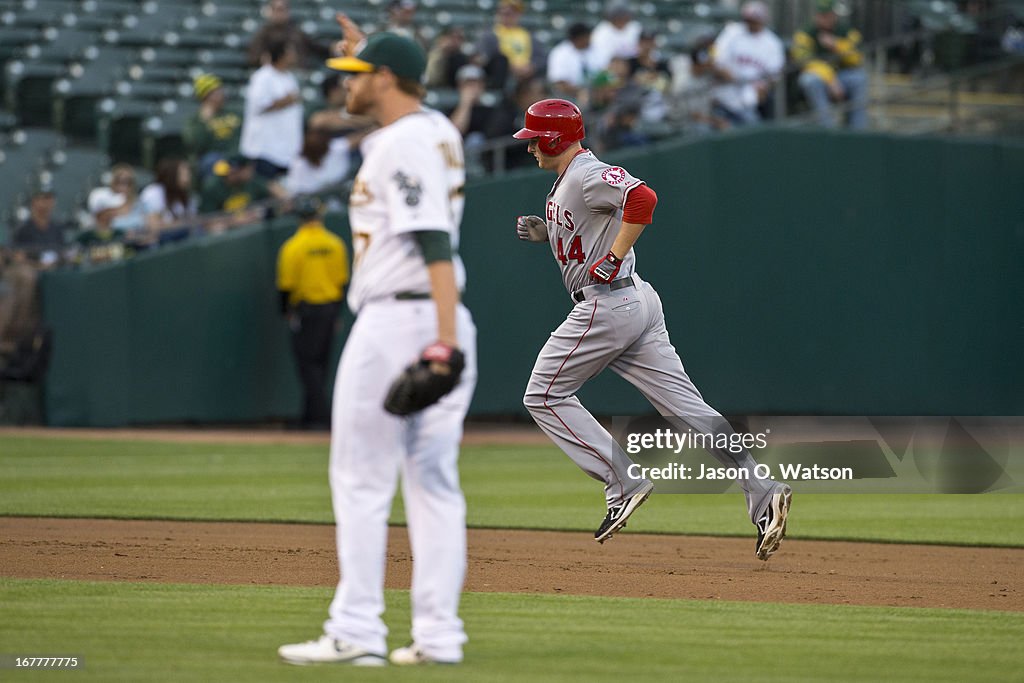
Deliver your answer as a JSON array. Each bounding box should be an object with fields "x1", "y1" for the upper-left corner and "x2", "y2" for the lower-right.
[{"x1": 627, "y1": 463, "x2": 854, "y2": 481}]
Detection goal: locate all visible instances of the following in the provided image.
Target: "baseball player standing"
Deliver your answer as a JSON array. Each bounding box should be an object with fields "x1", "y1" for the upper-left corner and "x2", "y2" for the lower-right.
[
  {"x1": 513, "y1": 99, "x2": 791, "y2": 558},
  {"x1": 279, "y1": 22, "x2": 476, "y2": 667}
]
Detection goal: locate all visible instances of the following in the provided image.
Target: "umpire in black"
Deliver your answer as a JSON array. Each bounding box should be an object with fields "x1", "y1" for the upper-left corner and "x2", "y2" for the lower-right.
[{"x1": 276, "y1": 195, "x2": 349, "y2": 429}]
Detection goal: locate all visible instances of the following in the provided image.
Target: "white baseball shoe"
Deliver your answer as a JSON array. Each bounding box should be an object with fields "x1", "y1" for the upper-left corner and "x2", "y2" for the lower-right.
[
  {"x1": 595, "y1": 479, "x2": 655, "y2": 544},
  {"x1": 278, "y1": 635, "x2": 387, "y2": 666},
  {"x1": 389, "y1": 644, "x2": 461, "y2": 666},
  {"x1": 755, "y1": 485, "x2": 793, "y2": 561}
]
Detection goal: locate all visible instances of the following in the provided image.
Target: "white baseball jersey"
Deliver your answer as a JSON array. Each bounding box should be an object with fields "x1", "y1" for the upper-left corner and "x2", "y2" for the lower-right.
[
  {"x1": 544, "y1": 150, "x2": 644, "y2": 293},
  {"x1": 346, "y1": 108, "x2": 467, "y2": 313},
  {"x1": 711, "y1": 22, "x2": 785, "y2": 113}
]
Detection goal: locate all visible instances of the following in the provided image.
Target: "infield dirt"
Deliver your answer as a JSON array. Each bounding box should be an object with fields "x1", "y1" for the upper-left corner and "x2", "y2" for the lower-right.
[{"x1": 1, "y1": 517, "x2": 1021, "y2": 612}]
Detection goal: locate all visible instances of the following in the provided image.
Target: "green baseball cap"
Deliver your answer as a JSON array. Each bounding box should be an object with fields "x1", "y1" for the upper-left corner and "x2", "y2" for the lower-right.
[
  {"x1": 815, "y1": 0, "x2": 836, "y2": 12},
  {"x1": 327, "y1": 32, "x2": 426, "y2": 82}
]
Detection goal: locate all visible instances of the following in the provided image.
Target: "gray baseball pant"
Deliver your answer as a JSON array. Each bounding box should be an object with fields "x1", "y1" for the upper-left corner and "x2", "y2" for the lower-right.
[{"x1": 523, "y1": 276, "x2": 778, "y2": 523}]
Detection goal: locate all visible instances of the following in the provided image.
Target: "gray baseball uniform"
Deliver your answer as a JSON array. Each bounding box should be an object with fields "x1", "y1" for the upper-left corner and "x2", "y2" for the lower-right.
[{"x1": 523, "y1": 150, "x2": 781, "y2": 523}]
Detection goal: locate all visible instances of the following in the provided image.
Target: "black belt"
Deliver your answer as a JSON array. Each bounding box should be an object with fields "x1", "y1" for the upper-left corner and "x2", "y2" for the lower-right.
[
  {"x1": 394, "y1": 291, "x2": 432, "y2": 301},
  {"x1": 393, "y1": 291, "x2": 467, "y2": 301},
  {"x1": 572, "y1": 275, "x2": 636, "y2": 303}
]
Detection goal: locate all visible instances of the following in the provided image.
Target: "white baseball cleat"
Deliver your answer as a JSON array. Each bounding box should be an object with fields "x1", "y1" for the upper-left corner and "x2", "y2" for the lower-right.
[
  {"x1": 278, "y1": 635, "x2": 387, "y2": 666},
  {"x1": 755, "y1": 485, "x2": 793, "y2": 561},
  {"x1": 595, "y1": 480, "x2": 655, "y2": 544},
  {"x1": 389, "y1": 644, "x2": 461, "y2": 666}
]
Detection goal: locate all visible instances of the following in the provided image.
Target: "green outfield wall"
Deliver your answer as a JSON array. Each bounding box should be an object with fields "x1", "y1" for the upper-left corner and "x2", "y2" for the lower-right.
[{"x1": 41, "y1": 129, "x2": 1024, "y2": 426}]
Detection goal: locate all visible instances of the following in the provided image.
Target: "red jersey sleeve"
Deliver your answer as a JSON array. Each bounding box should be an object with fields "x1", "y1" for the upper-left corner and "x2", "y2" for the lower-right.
[{"x1": 622, "y1": 184, "x2": 658, "y2": 224}]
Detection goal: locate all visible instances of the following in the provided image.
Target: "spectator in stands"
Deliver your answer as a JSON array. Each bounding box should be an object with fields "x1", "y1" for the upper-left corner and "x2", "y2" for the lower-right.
[
  {"x1": 629, "y1": 31, "x2": 673, "y2": 93},
  {"x1": 240, "y1": 39, "x2": 304, "y2": 180},
  {"x1": 710, "y1": 1, "x2": 785, "y2": 127},
  {"x1": 597, "y1": 101, "x2": 649, "y2": 152},
  {"x1": 140, "y1": 158, "x2": 198, "y2": 243},
  {"x1": 1002, "y1": 18, "x2": 1024, "y2": 54},
  {"x1": 588, "y1": 56, "x2": 638, "y2": 113},
  {"x1": 281, "y1": 127, "x2": 369, "y2": 196},
  {"x1": 449, "y1": 64, "x2": 493, "y2": 145},
  {"x1": 104, "y1": 164, "x2": 148, "y2": 239},
  {"x1": 78, "y1": 189, "x2": 130, "y2": 264},
  {"x1": 248, "y1": 0, "x2": 330, "y2": 68},
  {"x1": 483, "y1": 76, "x2": 548, "y2": 171},
  {"x1": 686, "y1": 33, "x2": 729, "y2": 132},
  {"x1": 184, "y1": 73, "x2": 242, "y2": 179},
  {"x1": 199, "y1": 155, "x2": 288, "y2": 232},
  {"x1": 384, "y1": 0, "x2": 427, "y2": 49},
  {"x1": 547, "y1": 23, "x2": 596, "y2": 103},
  {"x1": 307, "y1": 74, "x2": 376, "y2": 136},
  {"x1": 12, "y1": 189, "x2": 67, "y2": 266},
  {"x1": 478, "y1": 0, "x2": 539, "y2": 89},
  {"x1": 426, "y1": 26, "x2": 470, "y2": 89},
  {"x1": 792, "y1": 0, "x2": 868, "y2": 129},
  {"x1": 590, "y1": 1, "x2": 642, "y2": 72}
]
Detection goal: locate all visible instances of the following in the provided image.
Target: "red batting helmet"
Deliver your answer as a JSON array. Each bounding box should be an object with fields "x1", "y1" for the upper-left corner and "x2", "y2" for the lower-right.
[{"x1": 513, "y1": 99, "x2": 586, "y2": 156}]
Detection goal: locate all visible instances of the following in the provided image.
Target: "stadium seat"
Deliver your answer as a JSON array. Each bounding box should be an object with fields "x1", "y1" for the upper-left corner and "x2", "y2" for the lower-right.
[
  {"x1": 95, "y1": 97, "x2": 158, "y2": 164},
  {"x1": 125, "y1": 64, "x2": 189, "y2": 85},
  {"x1": 115, "y1": 80, "x2": 185, "y2": 102},
  {"x1": 136, "y1": 46, "x2": 197, "y2": 68},
  {"x1": 5, "y1": 61, "x2": 66, "y2": 125},
  {"x1": 0, "y1": 26, "x2": 42, "y2": 98},
  {"x1": 196, "y1": 49, "x2": 251, "y2": 71},
  {"x1": 36, "y1": 146, "x2": 109, "y2": 219},
  {"x1": 0, "y1": 127, "x2": 62, "y2": 213},
  {"x1": 16, "y1": 29, "x2": 98, "y2": 65},
  {"x1": 53, "y1": 70, "x2": 117, "y2": 140},
  {"x1": 141, "y1": 100, "x2": 199, "y2": 168}
]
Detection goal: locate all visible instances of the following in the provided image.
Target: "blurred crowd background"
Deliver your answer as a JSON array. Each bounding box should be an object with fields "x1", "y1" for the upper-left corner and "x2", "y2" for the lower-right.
[{"x1": 1, "y1": 0, "x2": 1023, "y2": 423}]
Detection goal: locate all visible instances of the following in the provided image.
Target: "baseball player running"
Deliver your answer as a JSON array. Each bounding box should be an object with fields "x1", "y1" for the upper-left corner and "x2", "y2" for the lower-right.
[
  {"x1": 513, "y1": 99, "x2": 791, "y2": 558},
  {"x1": 279, "y1": 22, "x2": 476, "y2": 667}
]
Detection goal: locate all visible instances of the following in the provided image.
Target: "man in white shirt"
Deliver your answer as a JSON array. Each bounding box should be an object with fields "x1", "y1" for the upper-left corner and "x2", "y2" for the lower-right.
[
  {"x1": 589, "y1": 1, "x2": 642, "y2": 72},
  {"x1": 710, "y1": 1, "x2": 785, "y2": 126},
  {"x1": 547, "y1": 23, "x2": 596, "y2": 102},
  {"x1": 240, "y1": 38, "x2": 304, "y2": 178}
]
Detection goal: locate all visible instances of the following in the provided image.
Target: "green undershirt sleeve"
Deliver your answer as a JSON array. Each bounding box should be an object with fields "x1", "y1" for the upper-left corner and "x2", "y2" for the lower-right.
[{"x1": 411, "y1": 230, "x2": 453, "y2": 264}]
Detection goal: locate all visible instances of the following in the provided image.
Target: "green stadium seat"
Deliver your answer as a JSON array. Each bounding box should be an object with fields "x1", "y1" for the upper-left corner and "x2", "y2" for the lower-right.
[
  {"x1": 15, "y1": 29, "x2": 98, "y2": 64},
  {"x1": 36, "y1": 146, "x2": 109, "y2": 219},
  {"x1": 96, "y1": 97, "x2": 158, "y2": 164},
  {"x1": 162, "y1": 30, "x2": 226, "y2": 50},
  {"x1": 115, "y1": 80, "x2": 185, "y2": 102},
  {"x1": 5, "y1": 61, "x2": 66, "y2": 125},
  {"x1": 141, "y1": 101, "x2": 199, "y2": 168},
  {"x1": 125, "y1": 64, "x2": 188, "y2": 84},
  {"x1": 84, "y1": 0, "x2": 150, "y2": 15},
  {"x1": 0, "y1": 26, "x2": 42, "y2": 98},
  {"x1": 196, "y1": 48, "x2": 251, "y2": 70},
  {"x1": 2, "y1": 1, "x2": 79, "y2": 30},
  {"x1": 0, "y1": 110, "x2": 16, "y2": 133},
  {"x1": 424, "y1": 88, "x2": 460, "y2": 113},
  {"x1": 52, "y1": 70, "x2": 117, "y2": 140}
]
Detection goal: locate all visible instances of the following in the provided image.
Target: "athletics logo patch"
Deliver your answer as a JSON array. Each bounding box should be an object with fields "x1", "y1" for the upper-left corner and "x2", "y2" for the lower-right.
[
  {"x1": 392, "y1": 171, "x2": 422, "y2": 207},
  {"x1": 601, "y1": 167, "x2": 627, "y2": 186}
]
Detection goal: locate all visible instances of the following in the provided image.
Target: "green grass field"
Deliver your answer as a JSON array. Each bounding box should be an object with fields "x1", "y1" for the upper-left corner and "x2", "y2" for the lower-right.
[
  {"x1": 1, "y1": 433, "x2": 1023, "y2": 682},
  {"x1": 1, "y1": 437, "x2": 1022, "y2": 546},
  {"x1": 2, "y1": 579, "x2": 1022, "y2": 683}
]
